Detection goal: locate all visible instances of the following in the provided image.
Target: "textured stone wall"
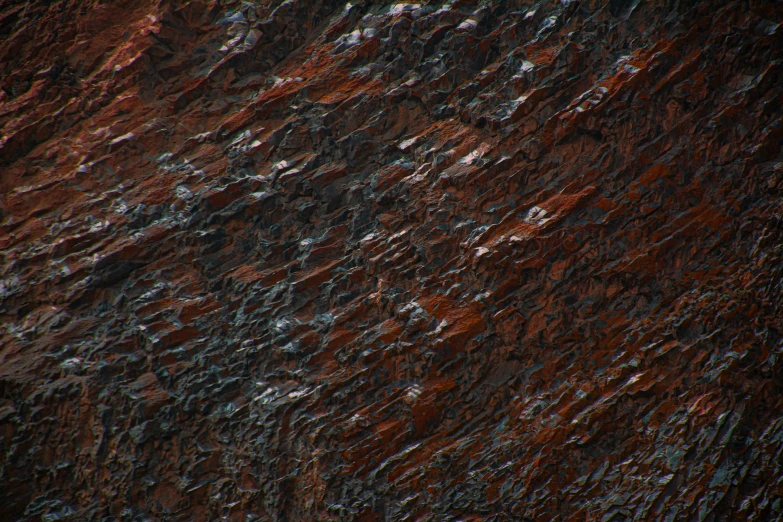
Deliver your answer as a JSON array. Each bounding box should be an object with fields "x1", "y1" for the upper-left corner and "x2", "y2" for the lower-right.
[{"x1": 1, "y1": 0, "x2": 783, "y2": 520}]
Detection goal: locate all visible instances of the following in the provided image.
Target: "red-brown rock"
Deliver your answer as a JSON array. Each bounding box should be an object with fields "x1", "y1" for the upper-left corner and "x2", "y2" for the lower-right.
[{"x1": 1, "y1": 0, "x2": 783, "y2": 520}]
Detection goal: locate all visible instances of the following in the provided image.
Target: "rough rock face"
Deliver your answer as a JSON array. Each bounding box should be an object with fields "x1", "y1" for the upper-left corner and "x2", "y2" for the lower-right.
[{"x1": 2, "y1": 0, "x2": 783, "y2": 520}]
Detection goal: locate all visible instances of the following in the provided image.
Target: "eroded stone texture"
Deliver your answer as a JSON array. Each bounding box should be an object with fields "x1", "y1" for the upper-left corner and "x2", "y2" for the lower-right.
[{"x1": 1, "y1": 0, "x2": 783, "y2": 520}]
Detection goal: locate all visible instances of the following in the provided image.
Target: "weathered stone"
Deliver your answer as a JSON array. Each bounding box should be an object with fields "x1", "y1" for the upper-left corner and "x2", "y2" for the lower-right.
[{"x1": 1, "y1": 0, "x2": 783, "y2": 521}]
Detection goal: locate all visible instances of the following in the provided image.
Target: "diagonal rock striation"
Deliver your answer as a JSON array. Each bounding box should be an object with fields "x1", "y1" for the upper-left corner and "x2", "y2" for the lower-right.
[{"x1": 1, "y1": 0, "x2": 783, "y2": 520}]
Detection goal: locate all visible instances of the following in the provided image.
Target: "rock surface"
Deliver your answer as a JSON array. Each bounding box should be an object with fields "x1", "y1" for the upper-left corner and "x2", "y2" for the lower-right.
[{"x1": 2, "y1": 0, "x2": 783, "y2": 520}]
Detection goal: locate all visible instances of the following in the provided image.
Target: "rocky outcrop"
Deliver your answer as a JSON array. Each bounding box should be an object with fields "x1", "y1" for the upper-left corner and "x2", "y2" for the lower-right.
[{"x1": 1, "y1": 0, "x2": 783, "y2": 520}]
